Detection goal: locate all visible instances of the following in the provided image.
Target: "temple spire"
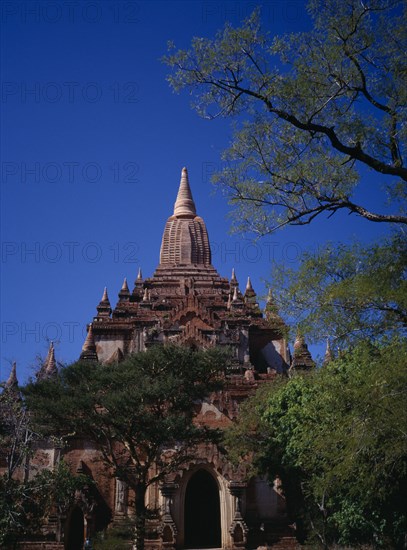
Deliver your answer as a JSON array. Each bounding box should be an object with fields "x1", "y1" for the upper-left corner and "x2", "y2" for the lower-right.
[
  {"x1": 2, "y1": 361, "x2": 20, "y2": 400},
  {"x1": 101, "y1": 287, "x2": 109, "y2": 303},
  {"x1": 231, "y1": 284, "x2": 244, "y2": 309},
  {"x1": 80, "y1": 324, "x2": 98, "y2": 362},
  {"x1": 159, "y1": 168, "x2": 211, "y2": 266},
  {"x1": 173, "y1": 167, "x2": 196, "y2": 217},
  {"x1": 291, "y1": 331, "x2": 315, "y2": 372},
  {"x1": 118, "y1": 278, "x2": 130, "y2": 302},
  {"x1": 43, "y1": 340, "x2": 53, "y2": 367},
  {"x1": 45, "y1": 342, "x2": 57, "y2": 377},
  {"x1": 121, "y1": 278, "x2": 129, "y2": 292},
  {"x1": 323, "y1": 338, "x2": 333, "y2": 366},
  {"x1": 97, "y1": 287, "x2": 112, "y2": 317},
  {"x1": 230, "y1": 268, "x2": 239, "y2": 292},
  {"x1": 133, "y1": 268, "x2": 144, "y2": 297},
  {"x1": 37, "y1": 342, "x2": 57, "y2": 380},
  {"x1": 5, "y1": 361, "x2": 18, "y2": 390},
  {"x1": 244, "y1": 276, "x2": 257, "y2": 304},
  {"x1": 265, "y1": 288, "x2": 283, "y2": 325}
]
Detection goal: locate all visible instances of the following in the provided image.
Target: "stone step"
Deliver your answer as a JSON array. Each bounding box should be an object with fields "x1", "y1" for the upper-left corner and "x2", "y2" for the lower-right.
[
  {"x1": 253, "y1": 539, "x2": 301, "y2": 550},
  {"x1": 16, "y1": 544, "x2": 64, "y2": 550}
]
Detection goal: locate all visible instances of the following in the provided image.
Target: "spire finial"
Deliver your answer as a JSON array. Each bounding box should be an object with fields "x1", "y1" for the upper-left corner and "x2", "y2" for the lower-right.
[
  {"x1": 82, "y1": 323, "x2": 96, "y2": 351},
  {"x1": 36, "y1": 342, "x2": 57, "y2": 380},
  {"x1": 265, "y1": 288, "x2": 283, "y2": 323},
  {"x1": 82, "y1": 324, "x2": 96, "y2": 352},
  {"x1": 133, "y1": 268, "x2": 144, "y2": 293},
  {"x1": 244, "y1": 276, "x2": 257, "y2": 304},
  {"x1": 101, "y1": 287, "x2": 109, "y2": 303},
  {"x1": 121, "y1": 278, "x2": 129, "y2": 292},
  {"x1": 173, "y1": 167, "x2": 196, "y2": 217},
  {"x1": 42, "y1": 341, "x2": 53, "y2": 369},
  {"x1": 291, "y1": 331, "x2": 315, "y2": 371},
  {"x1": 231, "y1": 268, "x2": 237, "y2": 282},
  {"x1": 96, "y1": 287, "x2": 112, "y2": 317},
  {"x1": 118, "y1": 277, "x2": 130, "y2": 301},
  {"x1": 5, "y1": 361, "x2": 18, "y2": 389},
  {"x1": 45, "y1": 342, "x2": 57, "y2": 376},
  {"x1": 80, "y1": 324, "x2": 98, "y2": 362}
]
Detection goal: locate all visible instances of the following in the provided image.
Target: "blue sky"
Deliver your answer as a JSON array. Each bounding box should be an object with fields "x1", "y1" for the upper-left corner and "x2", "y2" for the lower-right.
[{"x1": 0, "y1": 0, "x2": 392, "y2": 383}]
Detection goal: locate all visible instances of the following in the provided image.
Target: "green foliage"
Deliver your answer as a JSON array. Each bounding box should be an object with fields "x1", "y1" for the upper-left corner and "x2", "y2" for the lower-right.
[
  {"x1": 24, "y1": 345, "x2": 228, "y2": 485},
  {"x1": 0, "y1": 461, "x2": 90, "y2": 547},
  {"x1": 92, "y1": 518, "x2": 134, "y2": 550},
  {"x1": 38, "y1": 460, "x2": 94, "y2": 515},
  {"x1": 271, "y1": 233, "x2": 407, "y2": 346},
  {"x1": 24, "y1": 345, "x2": 229, "y2": 550},
  {"x1": 226, "y1": 338, "x2": 407, "y2": 547},
  {"x1": 164, "y1": 0, "x2": 406, "y2": 233}
]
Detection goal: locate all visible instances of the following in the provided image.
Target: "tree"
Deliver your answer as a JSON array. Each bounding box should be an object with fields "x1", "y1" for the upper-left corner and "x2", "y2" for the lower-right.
[
  {"x1": 164, "y1": 9, "x2": 407, "y2": 548},
  {"x1": 0, "y1": 377, "x2": 88, "y2": 548},
  {"x1": 24, "y1": 345, "x2": 228, "y2": 550},
  {"x1": 164, "y1": 0, "x2": 406, "y2": 234},
  {"x1": 164, "y1": 0, "x2": 407, "y2": 344},
  {"x1": 226, "y1": 338, "x2": 407, "y2": 548},
  {"x1": 0, "y1": 460, "x2": 91, "y2": 548},
  {"x1": 0, "y1": 381, "x2": 33, "y2": 484},
  {"x1": 271, "y1": 232, "x2": 407, "y2": 346},
  {"x1": 0, "y1": 382, "x2": 32, "y2": 547}
]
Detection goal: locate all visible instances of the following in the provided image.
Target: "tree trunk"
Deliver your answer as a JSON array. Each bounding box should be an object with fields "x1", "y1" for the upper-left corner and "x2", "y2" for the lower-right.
[{"x1": 133, "y1": 483, "x2": 147, "y2": 550}]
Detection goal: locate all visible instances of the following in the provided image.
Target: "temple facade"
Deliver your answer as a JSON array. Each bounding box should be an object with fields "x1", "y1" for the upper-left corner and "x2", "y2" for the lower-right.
[{"x1": 2, "y1": 167, "x2": 316, "y2": 549}]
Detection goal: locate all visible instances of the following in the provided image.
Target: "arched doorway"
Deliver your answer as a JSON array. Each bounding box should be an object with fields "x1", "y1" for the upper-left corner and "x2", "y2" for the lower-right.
[
  {"x1": 65, "y1": 507, "x2": 84, "y2": 550},
  {"x1": 184, "y1": 469, "x2": 221, "y2": 548}
]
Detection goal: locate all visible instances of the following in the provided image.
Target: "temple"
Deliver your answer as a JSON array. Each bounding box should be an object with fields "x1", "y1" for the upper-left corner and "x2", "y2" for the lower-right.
[
  {"x1": 2, "y1": 167, "x2": 314, "y2": 549},
  {"x1": 87, "y1": 167, "x2": 291, "y2": 378}
]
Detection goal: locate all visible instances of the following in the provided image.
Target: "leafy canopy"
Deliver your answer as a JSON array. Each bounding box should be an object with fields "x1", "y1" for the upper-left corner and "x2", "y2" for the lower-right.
[
  {"x1": 25, "y1": 345, "x2": 229, "y2": 550},
  {"x1": 226, "y1": 338, "x2": 407, "y2": 547},
  {"x1": 164, "y1": 0, "x2": 406, "y2": 234},
  {"x1": 24, "y1": 345, "x2": 228, "y2": 490},
  {"x1": 271, "y1": 232, "x2": 407, "y2": 346},
  {"x1": 0, "y1": 461, "x2": 91, "y2": 547}
]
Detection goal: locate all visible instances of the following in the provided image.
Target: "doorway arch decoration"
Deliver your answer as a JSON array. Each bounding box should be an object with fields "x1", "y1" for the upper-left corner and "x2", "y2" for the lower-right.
[{"x1": 170, "y1": 460, "x2": 236, "y2": 549}]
